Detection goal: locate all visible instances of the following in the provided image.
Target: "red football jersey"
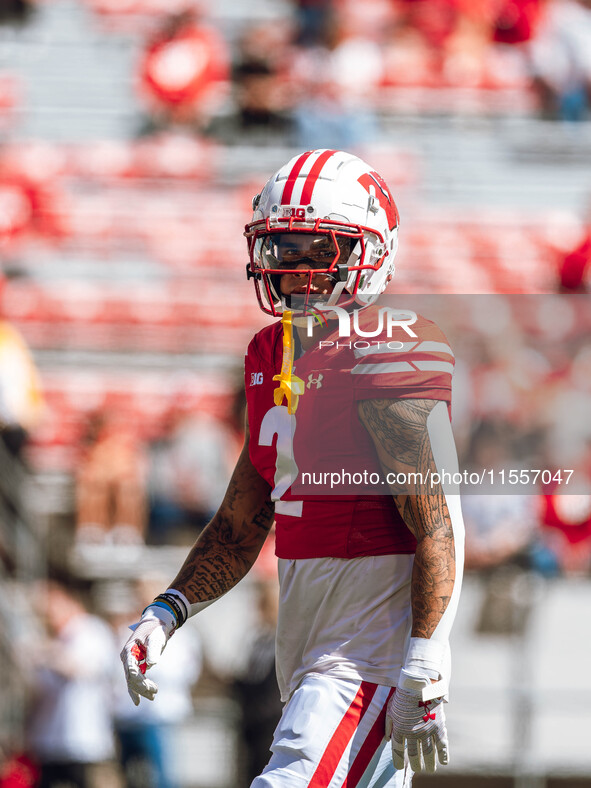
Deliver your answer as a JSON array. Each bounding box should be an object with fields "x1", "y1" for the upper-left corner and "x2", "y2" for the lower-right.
[{"x1": 245, "y1": 306, "x2": 454, "y2": 560}]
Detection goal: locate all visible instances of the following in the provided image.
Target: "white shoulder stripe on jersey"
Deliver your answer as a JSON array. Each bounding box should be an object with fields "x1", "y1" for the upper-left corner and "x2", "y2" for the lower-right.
[
  {"x1": 414, "y1": 361, "x2": 454, "y2": 375},
  {"x1": 353, "y1": 340, "x2": 454, "y2": 360},
  {"x1": 351, "y1": 359, "x2": 454, "y2": 376},
  {"x1": 415, "y1": 341, "x2": 455, "y2": 358},
  {"x1": 351, "y1": 361, "x2": 414, "y2": 375},
  {"x1": 353, "y1": 342, "x2": 418, "y2": 359}
]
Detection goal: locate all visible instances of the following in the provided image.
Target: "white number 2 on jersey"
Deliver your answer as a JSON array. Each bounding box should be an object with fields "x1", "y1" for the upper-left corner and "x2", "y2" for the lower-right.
[{"x1": 258, "y1": 405, "x2": 303, "y2": 517}]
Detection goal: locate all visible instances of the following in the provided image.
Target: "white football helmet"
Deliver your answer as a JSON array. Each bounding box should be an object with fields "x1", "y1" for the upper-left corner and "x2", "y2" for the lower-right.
[{"x1": 245, "y1": 149, "x2": 399, "y2": 316}]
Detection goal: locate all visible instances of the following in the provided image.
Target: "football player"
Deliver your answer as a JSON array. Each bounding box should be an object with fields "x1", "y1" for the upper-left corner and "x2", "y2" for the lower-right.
[{"x1": 121, "y1": 149, "x2": 465, "y2": 787}]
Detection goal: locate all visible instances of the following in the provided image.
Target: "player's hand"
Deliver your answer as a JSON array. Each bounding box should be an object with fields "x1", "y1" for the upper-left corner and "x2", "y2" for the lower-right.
[
  {"x1": 385, "y1": 669, "x2": 449, "y2": 774},
  {"x1": 120, "y1": 606, "x2": 176, "y2": 706}
]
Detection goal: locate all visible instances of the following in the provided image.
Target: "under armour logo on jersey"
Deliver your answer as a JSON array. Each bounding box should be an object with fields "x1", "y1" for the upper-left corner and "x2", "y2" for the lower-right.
[
  {"x1": 306, "y1": 373, "x2": 324, "y2": 389},
  {"x1": 250, "y1": 372, "x2": 263, "y2": 386}
]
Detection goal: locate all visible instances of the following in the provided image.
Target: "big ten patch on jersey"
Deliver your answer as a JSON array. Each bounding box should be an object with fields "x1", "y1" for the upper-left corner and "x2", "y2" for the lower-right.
[{"x1": 243, "y1": 308, "x2": 453, "y2": 560}]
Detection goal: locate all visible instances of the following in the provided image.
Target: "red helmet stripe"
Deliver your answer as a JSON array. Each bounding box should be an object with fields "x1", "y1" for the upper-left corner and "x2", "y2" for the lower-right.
[
  {"x1": 280, "y1": 150, "x2": 315, "y2": 205},
  {"x1": 300, "y1": 149, "x2": 337, "y2": 206}
]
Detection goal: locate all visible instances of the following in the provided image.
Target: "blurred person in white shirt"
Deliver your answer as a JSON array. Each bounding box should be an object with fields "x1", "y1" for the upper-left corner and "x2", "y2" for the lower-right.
[{"x1": 25, "y1": 578, "x2": 117, "y2": 788}]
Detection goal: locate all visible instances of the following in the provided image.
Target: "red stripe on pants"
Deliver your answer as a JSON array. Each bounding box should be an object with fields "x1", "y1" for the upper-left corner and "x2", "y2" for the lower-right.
[
  {"x1": 299, "y1": 150, "x2": 337, "y2": 206},
  {"x1": 343, "y1": 688, "x2": 396, "y2": 788},
  {"x1": 308, "y1": 681, "x2": 377, "y2": 788},
  {"x1": 281, "y1": 151, "x2": 314, "y2": 205}
]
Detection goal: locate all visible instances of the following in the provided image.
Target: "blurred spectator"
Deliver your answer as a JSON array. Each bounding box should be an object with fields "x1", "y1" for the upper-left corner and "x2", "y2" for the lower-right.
[
  {"x1": 233, "y1": 574, "x2": 282, "y2": 787},
  {"x1": 0, "y1": 155, "x2": 66, "y2": 258},
  {"x1": 382, "y1": 15, "x2": 438, "y2": 88},
  {"x1": 0, "y1": 752, "x2": 39, "y2": 788},
  {"x1": 461, "y1": 420, "x2": 550, "y2": 635},
  {"x1": 25, "y1": 578, "x2": 118, "y2": 788},
  {"x1": 292, "y1": 0, "x2": 334, "y2": 47},
  {"x1": 0, "y1": 275, "x2": 44, "y2": 460},
  {"x1": 137, "y1": 9, "x2": 230, "y2": 133},
  {"x1": 0, "y1": 276, "x2": 44, "y2": 576},
  {"x1": 463, "y1": 493, "x2": 541, "y2": 571},
  {"x1": 397, "y1": 0, "x2": 459, "y2": 51},
  {"x1": 104, "y1": 576, "x2": 202, "y2": 788},
  {"x1": 0, "y1": 0, "x2": 34, "y2": 25},
  {"x1": 74, "y1": 409, "x2": 148, "y2": 552},
  {"x1": 463, "y1": 420, "x2": 542, "y2": 571},
  {"x1": 231, "y1": 24, "x2": 292, "y2": 134},
  {"x1": 493, "y1": 0, "x2": 543, "y2": 44},
  {"x1": 441, "y1": 10, "x2": 497, "y2": 87},
  {"x1": 0, "y1": 75, "x2": 20, "y2": 134},
  {"x1": 378, "y1": 0, "x2": 535, "y2": 93},
  {"x1": 557, "y1": 218, "x2": 590, "y2": 292},
  {"x1": 528, "y1": 0, "x2": 591, "y2": 121},
  {"x1": 147, "y1": 388, "x2": 245, "y2": 545},
  {"x1": 290, "y1": 11, "x2": 383, "y2": 149},
  {"x1": 534, "y1": 341, "x2": 591, "y2": 573},
  {"x1": 0, "y1": 175, "x2": 40, "y2": 257},
  {"x1": 540, "y1": 488, "x2": 591, "y2": 574},
  {"x1": 537, "y1": 342, "x2": 591, "y2": 491}
]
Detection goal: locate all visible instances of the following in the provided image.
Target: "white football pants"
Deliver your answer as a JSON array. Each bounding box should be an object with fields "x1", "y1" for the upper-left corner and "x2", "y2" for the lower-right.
[{"x1": 251, "y1": 674, "x2": 412, "y2": 788}]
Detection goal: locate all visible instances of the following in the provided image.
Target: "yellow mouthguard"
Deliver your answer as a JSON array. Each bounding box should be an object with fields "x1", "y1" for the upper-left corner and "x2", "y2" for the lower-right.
[{"x1": 273, "y1": 310, "x2": 305, "y2": 415}]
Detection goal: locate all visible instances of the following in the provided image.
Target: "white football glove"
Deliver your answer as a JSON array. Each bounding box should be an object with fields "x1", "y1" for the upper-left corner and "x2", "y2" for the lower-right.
[
  {"x1": 120, "y1": 605, "x2": 176, "y2": 706},
  {"x1": 385, "y1": 669, "x2": 449, "y2": 774}
]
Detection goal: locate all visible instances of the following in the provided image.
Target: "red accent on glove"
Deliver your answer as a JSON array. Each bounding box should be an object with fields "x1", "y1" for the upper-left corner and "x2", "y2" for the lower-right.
[
  {"x1": 131, "y1": 643, "x2": 147, "y2": 675},
  {"x1": 419, "y1": 700, "x2": 437, "y2": 722}
]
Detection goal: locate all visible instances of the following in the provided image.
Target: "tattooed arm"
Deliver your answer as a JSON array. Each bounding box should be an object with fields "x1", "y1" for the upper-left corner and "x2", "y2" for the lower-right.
[
  {"x1": 358, "y1": 398, "x2": 464, "y2": 685},
  {"x1": 170, "y1": 415, "x2": 274, "y2": 605},
  {"x1": 121, "y1": 415, "x2": 274, "y2": 704}
]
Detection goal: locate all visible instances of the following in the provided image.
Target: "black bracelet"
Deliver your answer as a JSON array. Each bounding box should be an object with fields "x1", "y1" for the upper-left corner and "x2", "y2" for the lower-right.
[
  {"x1": 152, "y1": 593, "x2": 188, "y2": 628},
  {"x1": 168, "y1": 591, "x2": 189, "y2": 623}
]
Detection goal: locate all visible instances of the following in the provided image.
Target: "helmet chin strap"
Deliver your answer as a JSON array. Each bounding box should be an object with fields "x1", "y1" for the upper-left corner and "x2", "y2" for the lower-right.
[
  {"x1": 326, "y1": 242, "x2": 360, "y2": 305},
  {"x1": 327, "y1": 281, "x2": 347, "y2": 304}
]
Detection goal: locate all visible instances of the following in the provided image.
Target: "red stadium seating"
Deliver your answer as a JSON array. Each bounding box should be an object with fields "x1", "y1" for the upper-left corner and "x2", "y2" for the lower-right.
[{"x1": 29, "y1": 367, "x2": 237, "y2": 471}]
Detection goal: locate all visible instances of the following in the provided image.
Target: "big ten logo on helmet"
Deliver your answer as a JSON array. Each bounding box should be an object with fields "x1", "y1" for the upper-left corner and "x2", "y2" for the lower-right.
[
  {"x1": 307, "y1": 306, "x2": 418, "y2": 339},
  {"x1": 279, "y1": 206, "x2": 313, "y2": 219},
  {"x1": 250, "y1": 372, "x2": 263, "y2": 386}
]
